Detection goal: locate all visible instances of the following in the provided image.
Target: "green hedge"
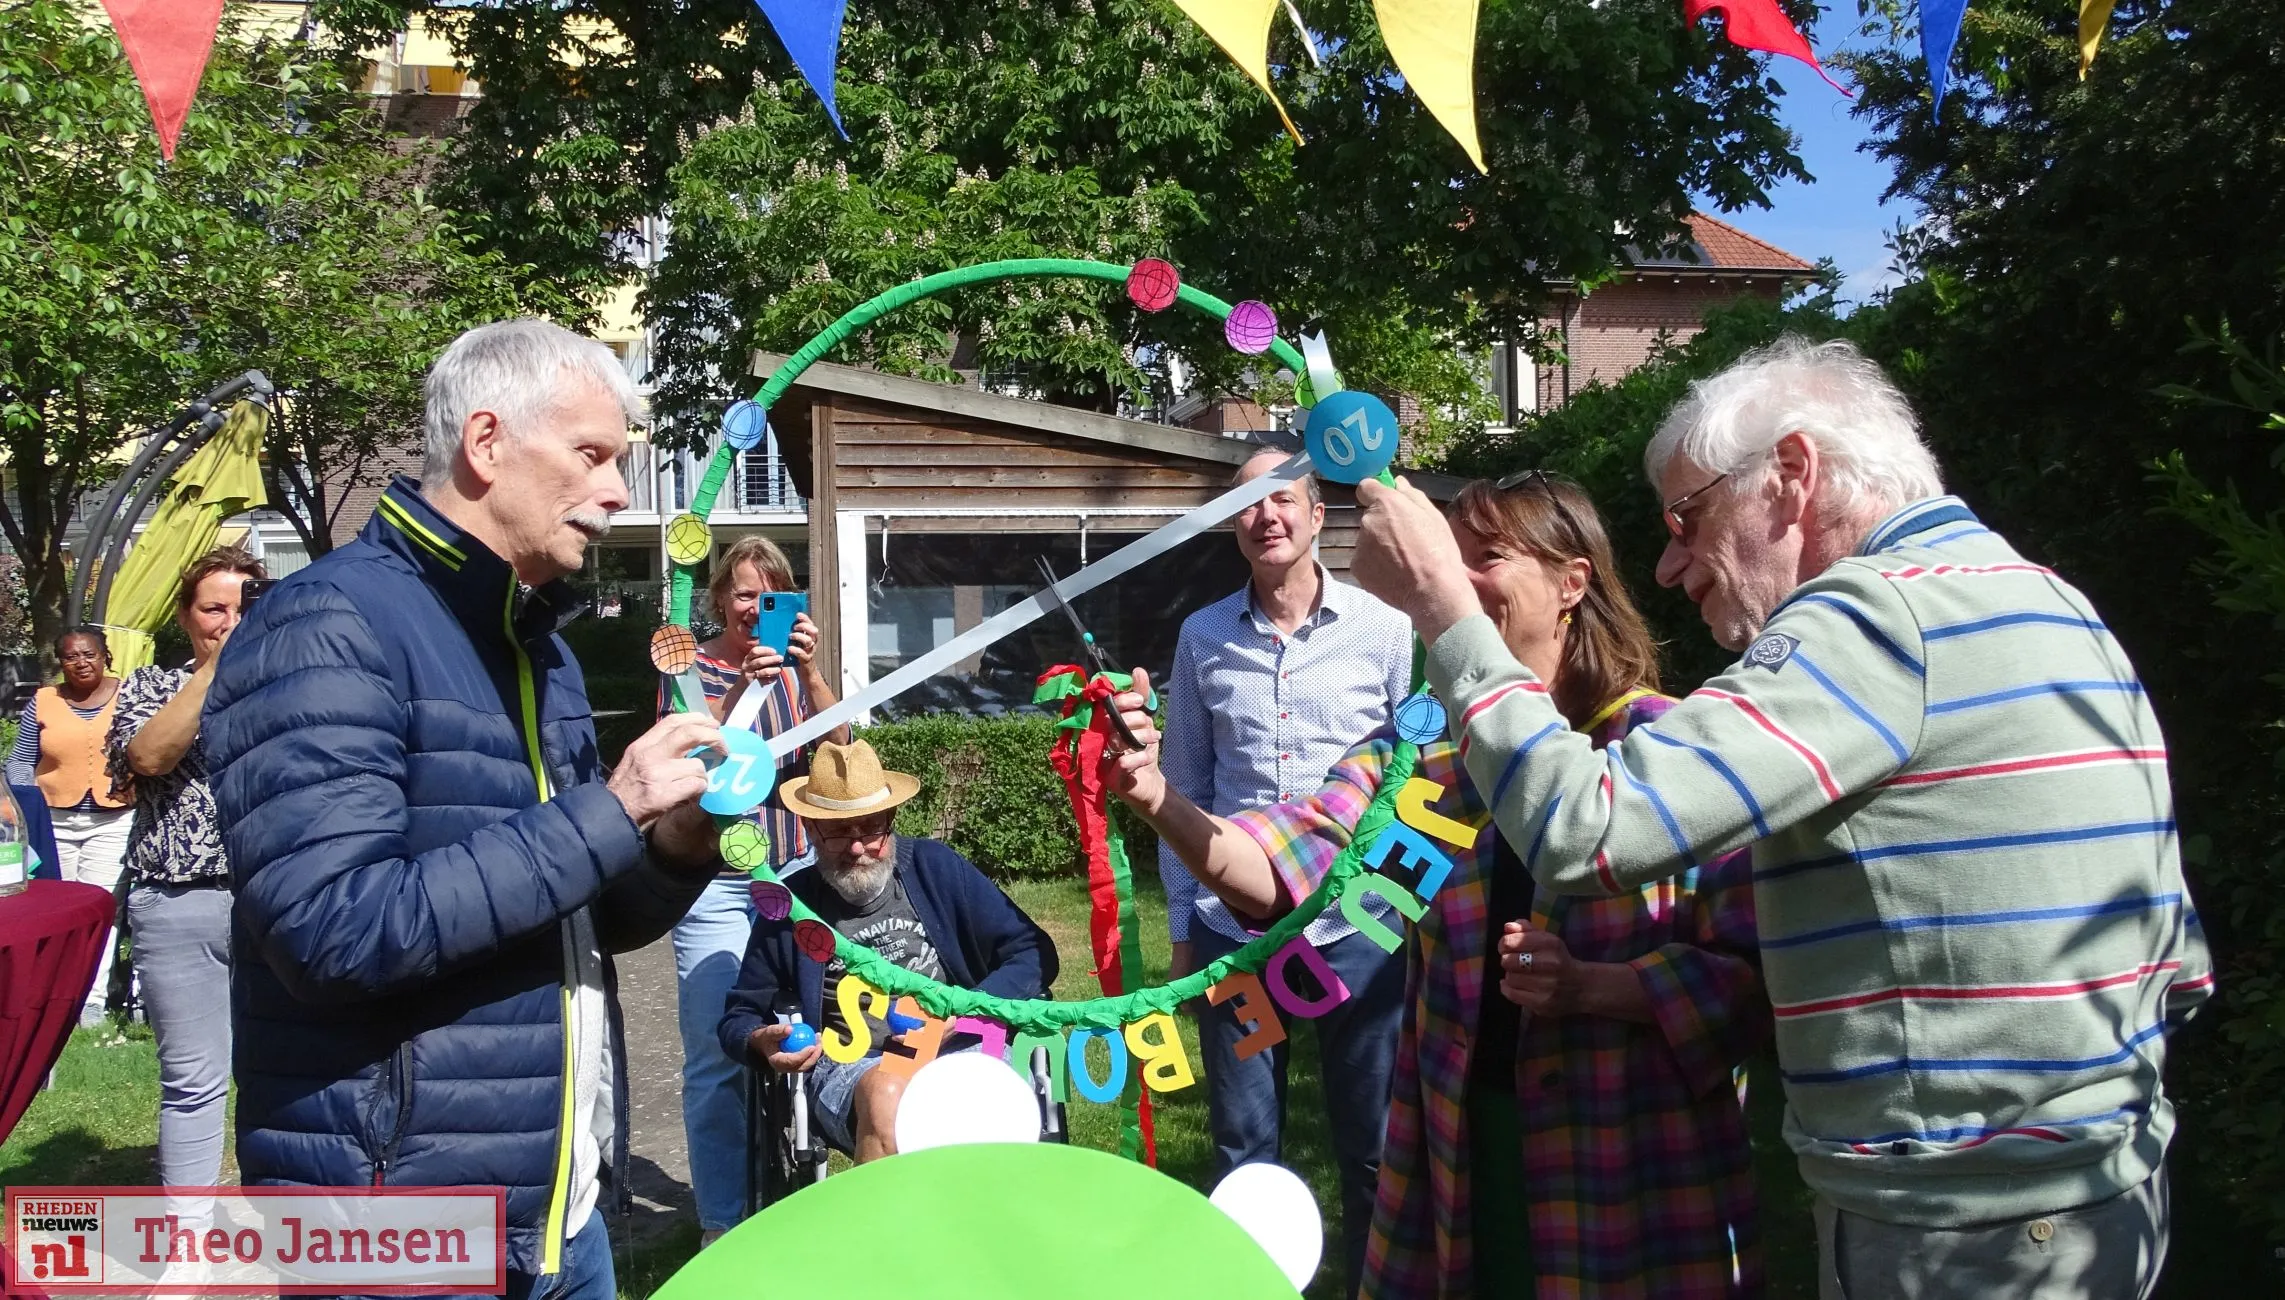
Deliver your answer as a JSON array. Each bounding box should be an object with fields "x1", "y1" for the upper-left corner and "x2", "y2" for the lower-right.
[{"x1": 862, "y1": 710, "x2": 1160, "y2": 882}]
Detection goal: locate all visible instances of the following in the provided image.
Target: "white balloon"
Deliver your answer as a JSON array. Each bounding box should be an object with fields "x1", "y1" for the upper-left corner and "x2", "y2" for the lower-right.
[
  {"x1": 892, "y1": 1051, "x2": 1042, "y2": 1154},
  {"x1": 1208, "y1": 1161, "x2": 1322, "y2": 1292}
]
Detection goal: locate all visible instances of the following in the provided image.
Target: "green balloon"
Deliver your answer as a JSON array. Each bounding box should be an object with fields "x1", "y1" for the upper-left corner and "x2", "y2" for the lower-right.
[{"x1": 656, "y1": 1144, "x2": 1299, "y2": 1299}]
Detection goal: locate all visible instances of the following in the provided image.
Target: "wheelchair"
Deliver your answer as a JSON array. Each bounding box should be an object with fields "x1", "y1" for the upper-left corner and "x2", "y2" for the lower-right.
[{"x1": 742, "y1": 1036, "x2": 1070, "y2": 1215}]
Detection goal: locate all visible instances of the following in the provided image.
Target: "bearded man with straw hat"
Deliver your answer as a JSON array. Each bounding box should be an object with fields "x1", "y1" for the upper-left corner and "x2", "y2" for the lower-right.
[{"x1": 719, "y1": 739, "x2": 1059, "y2": 1163}]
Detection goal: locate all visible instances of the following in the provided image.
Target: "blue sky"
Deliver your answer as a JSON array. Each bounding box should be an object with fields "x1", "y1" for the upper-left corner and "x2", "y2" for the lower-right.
[{"x1": 1703, "y1": 8, "x2": 1920, "y2": 302}]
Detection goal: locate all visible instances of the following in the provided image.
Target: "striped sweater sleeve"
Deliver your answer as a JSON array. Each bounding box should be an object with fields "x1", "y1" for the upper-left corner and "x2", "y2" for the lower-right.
[{"x1": 1426, "y1": 563, "x2": 1927, "y2": 895}]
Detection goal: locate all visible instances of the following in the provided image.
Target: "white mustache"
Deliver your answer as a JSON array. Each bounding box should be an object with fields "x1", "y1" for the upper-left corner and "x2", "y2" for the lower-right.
[{"x1": 564, "y1": 510, "x2": 611, "y2": 539}]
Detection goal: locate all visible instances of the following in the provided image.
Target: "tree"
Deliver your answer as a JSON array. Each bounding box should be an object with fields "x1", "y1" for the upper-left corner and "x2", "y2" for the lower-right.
[
  {"x1": 0, "y1": 0, "x2": 569, "y2": 647},
  {"x1": 313, "y1": 0, "x2": 1818, "y2": 441}
]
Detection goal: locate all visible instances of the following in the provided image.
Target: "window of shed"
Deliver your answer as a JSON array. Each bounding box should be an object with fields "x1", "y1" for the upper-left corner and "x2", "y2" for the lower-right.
[{"x1": 863, "y1": 529, "x2": 1251, "y2": 717}]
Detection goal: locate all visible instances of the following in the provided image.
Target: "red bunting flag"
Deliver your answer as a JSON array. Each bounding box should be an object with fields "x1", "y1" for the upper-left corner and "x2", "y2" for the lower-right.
[
  {"x1": 1683, "y1": 0, "x2": 1849, "y2": 96},
  {"x1": 100, "y1": 0, "x2": 227, "y2": 161}
]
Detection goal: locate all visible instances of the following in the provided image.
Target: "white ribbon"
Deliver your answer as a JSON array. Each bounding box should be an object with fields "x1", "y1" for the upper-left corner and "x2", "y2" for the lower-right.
[{"x1": 760, "y1": 451, "x2": 1316, "y2": 757}]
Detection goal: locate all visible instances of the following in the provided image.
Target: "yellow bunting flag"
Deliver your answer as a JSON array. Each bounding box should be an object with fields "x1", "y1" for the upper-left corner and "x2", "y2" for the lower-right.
[
  {"x1": 2078, "y1": 0, "x2": 2113, "y2": 79},
  {"x1": 1172, "y1": 0, "x2": 1303, "y2": 142},
  {"x1": 1375, "y1": 0, "x2": 1487, "y2": 172}
]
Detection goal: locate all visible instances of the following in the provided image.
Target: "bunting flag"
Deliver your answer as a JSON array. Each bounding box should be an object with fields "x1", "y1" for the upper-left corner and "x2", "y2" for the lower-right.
[
  {"x1": 751, "y1": 0, "x2": 850, "y2": 138},
  {"x1": 1376, "y1": 0, "x2": 1487, "y2": 171},
  {"x1": 1173, "y1": 0, "x2": 1303, "y2": 143},
  {"x1": 2077, "y1": 0, "x2": 2112, "y2": 78},
  {"x1": 1036, "y1": 665, "x2": 1159, "y2": 1165},
  {"x1": 1683, "y1": 0, "x2": 1849, "y2": 96},
  {"x1": 1920, "y1": 0, "x2": 1970, "y2": 113},
  {"x1": 100, "y1": 0, "x2": 227, "y2": 161}
]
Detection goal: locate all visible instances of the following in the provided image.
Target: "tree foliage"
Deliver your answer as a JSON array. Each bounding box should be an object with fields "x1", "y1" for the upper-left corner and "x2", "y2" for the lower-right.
[
  {"x1": 312, "y1": 0, "x2": 1816, "y2": 442},
  {"x1": 0, "y1": 0, "x2": 566, "y2": 647}
]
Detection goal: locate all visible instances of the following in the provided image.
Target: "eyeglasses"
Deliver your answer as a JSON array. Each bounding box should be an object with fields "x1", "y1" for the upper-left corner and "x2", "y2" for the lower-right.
[
  {"x1": 816, "y1": 816, "x2": 895, "y2": 846},
  {"x1": 1661, "y1": 473, "x2": 1731, "y2": 541}
]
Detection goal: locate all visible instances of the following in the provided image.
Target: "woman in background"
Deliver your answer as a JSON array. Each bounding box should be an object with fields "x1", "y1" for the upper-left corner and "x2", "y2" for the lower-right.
[
  {"x1": 7, "y1": 627, "x2": 132, "y2": 1025},
  {"x1": 106, "y1": 545, "x2": 264, "y2": 1186},
  {"x1": 661, "y1": 535, "x2": 847, "y2": 1244}
]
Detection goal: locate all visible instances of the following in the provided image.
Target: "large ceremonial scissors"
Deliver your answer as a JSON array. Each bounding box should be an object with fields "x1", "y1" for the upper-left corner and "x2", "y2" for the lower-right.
[{"x1": 1035, "y1": 556, "x2": 1145, "y2": 752}]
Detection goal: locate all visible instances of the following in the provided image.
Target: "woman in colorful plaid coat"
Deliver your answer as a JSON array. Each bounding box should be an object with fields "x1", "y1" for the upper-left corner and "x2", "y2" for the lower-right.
[{"x1": 1113, "y1": 477, "x2": 1769, "y2": 1298}]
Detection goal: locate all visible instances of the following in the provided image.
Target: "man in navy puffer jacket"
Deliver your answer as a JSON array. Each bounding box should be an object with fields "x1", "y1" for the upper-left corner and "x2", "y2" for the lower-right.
[{"x1": 206, "y1": 320, "x2": 726, "y2": 1299}]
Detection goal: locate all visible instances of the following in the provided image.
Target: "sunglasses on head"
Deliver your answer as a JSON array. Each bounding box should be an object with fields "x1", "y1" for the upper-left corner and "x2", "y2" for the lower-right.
[{"x1": 1492, "y1": 468, "x2": 1590, "y2": 550}]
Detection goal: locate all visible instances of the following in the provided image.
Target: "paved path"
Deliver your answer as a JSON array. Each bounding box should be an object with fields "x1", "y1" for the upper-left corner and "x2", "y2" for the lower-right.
[{"x1": 614, "y1": 933, "x2": 698, "y2": 1249}]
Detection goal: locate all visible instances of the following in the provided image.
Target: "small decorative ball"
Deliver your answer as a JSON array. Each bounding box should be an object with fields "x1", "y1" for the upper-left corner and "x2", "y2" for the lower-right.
[
  {"x1": 748, "y1": 878, "x2": 793, "y2": 921},
  {"x1": 650, "y1": 623, "x2": 699, "y2": 675},
  {"x1": 1126, "y1": 258, "x2": 1180, "y2": 312},
  {"x1": 794, "y1": 919, "x2": 839, "y2": 964},
  {"x1": 1394, "y1": 692, "x2": 1449, "y2": 745},
  {"x1": 1224, "y1": 300, "x2": 1278, "y2": 355},
  {"x1": 666, "y1": 513, "x2": 713, "y2": 568},
  {"x1": 1295, "y1": 371, "x2": 1334, "y2": 409},
  {"x1": 780, "y1": 1022, "x2": 819, "y2": 1053},
  {"x1": 722, "y1": 822, "x2": 772, "y2": 872},
  {"x1": 722, "y1": 399, "x2": 767, "y2": 451},
  {"x1": 1303, "y1": 390, "x2": 1400, "y2": 485}
]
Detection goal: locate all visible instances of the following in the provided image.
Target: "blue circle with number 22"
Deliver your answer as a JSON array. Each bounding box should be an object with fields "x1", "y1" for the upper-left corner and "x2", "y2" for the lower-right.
[
  {"x1": 697, "y1": 728, "x2": 776, "y2": 815},
  {"x1": 1304, "y1": 391, "x2": 1399, "y2": 485}
]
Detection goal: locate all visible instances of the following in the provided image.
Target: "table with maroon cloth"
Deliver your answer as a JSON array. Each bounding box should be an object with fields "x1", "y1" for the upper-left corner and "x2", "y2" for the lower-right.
[{"x1": 0, "y1": 881, "x2": 114, "y2": 1146}]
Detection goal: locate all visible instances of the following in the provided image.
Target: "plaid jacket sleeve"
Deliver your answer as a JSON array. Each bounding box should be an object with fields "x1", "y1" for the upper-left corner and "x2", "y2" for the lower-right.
[
  {"x1": 1229, "y1": 729, "x2": 1394, "y2": 911},
  {"x1": 1626, "y1": 844, "x2": 1770, "y2": 1097}
]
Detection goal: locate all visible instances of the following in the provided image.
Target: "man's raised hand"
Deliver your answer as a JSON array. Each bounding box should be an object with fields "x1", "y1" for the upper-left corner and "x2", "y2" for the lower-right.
[
  {"x1": 1353, "y1": 475, "x2": 1481, "y2": 644},
  {"x1": 609, "y1": 711, "x2": 720, "y2": 829}
]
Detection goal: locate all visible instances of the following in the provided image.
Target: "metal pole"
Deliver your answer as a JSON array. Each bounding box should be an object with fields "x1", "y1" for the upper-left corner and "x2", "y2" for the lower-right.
[{"x1": 67, "y1": 371, "x2": 270, "y2": 627}]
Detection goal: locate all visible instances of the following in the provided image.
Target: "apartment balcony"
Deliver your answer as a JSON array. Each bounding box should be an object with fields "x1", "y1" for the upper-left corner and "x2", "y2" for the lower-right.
[{"x1": 615, "y1": 440, "x2": 806, "y2": 524}]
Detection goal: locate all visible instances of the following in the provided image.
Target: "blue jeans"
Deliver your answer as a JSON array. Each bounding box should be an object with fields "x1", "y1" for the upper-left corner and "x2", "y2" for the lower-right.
[
  {"x1": 504, "y1": 1209, "x2": 614, "y2": 1300},
  {"x1": 126, "y1": 883, "x2": 233, "y2": 1187},
  {"x1": 673, "y1": 875, "x2": 758, "y2": 1230},
  {"x1": 1194, "y1": 925, "x2": 1404, "y2": 1299}
]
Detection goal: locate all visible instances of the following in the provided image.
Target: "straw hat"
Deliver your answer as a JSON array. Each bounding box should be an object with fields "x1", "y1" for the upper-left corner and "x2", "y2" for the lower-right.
[{"x1": 780, "y1": 739, "x2": 922, "y2": 820}]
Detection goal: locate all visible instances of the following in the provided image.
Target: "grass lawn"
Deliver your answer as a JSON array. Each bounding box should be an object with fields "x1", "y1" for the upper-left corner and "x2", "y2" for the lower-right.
[{"x1": 4, "y1": 873, "x2": 2275, "y2": 1297}]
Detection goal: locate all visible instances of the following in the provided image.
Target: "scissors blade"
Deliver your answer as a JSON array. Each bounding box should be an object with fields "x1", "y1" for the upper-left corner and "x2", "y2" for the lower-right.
[
  {"x1": 1034, "y1": 558, "x2": 1094, "y2": 647},
  {"x1": 1035, "y1": 557, "x2": 1142, "y2": 751}
]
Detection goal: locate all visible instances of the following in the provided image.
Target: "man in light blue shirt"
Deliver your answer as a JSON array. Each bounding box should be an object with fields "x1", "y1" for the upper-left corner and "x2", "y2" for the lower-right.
[{"x1": 1158, "y1": 446, "x2": 1411, "y2": 1297}]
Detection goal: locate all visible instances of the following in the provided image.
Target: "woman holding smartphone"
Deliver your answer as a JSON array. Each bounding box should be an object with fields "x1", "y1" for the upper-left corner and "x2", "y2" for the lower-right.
[
  {"x1": 106, "y1": 545, "x2": 266, "y2": 1186},
  {"x1": 660, "y1": 535, "x2": 849, "y2": 1244}
]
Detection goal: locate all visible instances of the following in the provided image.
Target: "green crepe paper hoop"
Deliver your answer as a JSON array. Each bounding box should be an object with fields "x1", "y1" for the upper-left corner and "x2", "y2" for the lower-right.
[
  {"x1": 679, "y1": 256, "x2": 1403, "y2": 1037},
  {"x1": 656, "y1": 1143, "x2": 1299, "y2": 1300},
  {"x1": 666, "y1": 257, "x2": 1312, "y2": 628},
  {"x1": 736, "y1": 722, "x2": 1416, "y2": 1037}
]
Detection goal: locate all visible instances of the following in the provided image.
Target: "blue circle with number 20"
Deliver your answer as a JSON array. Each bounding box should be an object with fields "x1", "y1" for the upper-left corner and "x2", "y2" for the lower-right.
[
  {"x1": 696, "y1": 728, "x2": 776, "y2": 815},
  {"x1": 1304, "y1": 391, "x2": 1399, "y2": 485}
]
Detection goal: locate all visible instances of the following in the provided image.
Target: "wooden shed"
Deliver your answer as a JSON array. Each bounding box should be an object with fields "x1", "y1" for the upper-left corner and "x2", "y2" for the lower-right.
[{"x1": 751, "y1": 352, "x2": 1450, "y2": 715}]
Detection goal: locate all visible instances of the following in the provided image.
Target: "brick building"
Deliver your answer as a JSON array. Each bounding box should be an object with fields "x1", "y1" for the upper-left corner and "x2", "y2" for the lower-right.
[{"x1": 1486, "y1": 212, "x2": 1816, "y2": 426}]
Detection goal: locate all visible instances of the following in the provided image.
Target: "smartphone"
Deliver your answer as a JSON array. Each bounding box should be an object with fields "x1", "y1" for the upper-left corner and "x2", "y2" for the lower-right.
[
  {"x1": 239, "y1": 578, "x2": 277, "y2": 617},
  {"x1": 753, "y1": 592, "x2": 808, "y2": 657}
]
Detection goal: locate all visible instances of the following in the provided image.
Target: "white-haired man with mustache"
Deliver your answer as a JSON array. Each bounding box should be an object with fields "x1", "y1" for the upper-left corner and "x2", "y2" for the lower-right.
[{"x1": 207, "y1": 319, "x2": 727, "y2": 1299}]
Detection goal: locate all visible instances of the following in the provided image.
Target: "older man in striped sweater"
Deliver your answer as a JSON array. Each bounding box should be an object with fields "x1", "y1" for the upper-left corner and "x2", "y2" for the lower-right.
[{"x1": 1351, "y1": 337, "x2": 2211, "y2": 1298}]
